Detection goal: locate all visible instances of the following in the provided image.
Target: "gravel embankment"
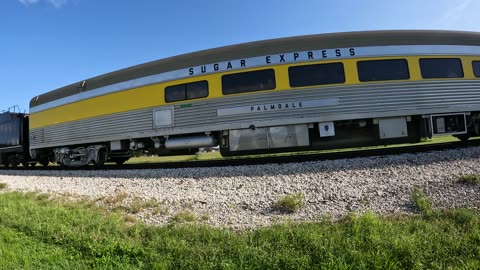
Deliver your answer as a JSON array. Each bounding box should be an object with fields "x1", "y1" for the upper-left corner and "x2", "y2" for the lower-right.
[{"x1": 1, "y1": 147, "x2": 479, "y2": 229}]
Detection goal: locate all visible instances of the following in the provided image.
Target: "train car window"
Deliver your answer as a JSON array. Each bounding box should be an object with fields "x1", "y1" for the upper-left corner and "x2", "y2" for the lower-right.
[
  {"x1": 357, "y1": 59, "x2": 409, "y2": 82},
  {"x1": 420, "y1": 58, "x2": 464, "y2": 78},
  {"x1": 288, "y1": 62, "x2": 345, "y2": 87},
  {"x1": 186, "y1": 81, "x2": 208, "y2": 99},
  {"x1": 165, "y1": 81, "x2": 208, "y2": 103},
  {"x1": 222, "y1": 69, "x2": 276, "y2": 95},
  {"x1": 473, "y1": 61, "x2": 480, "y2": 77}
]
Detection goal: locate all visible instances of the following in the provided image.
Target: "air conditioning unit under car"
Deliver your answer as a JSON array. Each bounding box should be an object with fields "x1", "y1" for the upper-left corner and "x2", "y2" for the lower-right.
[{"x1": 430, "y1": 113, "x2": 467, "y2": 135}]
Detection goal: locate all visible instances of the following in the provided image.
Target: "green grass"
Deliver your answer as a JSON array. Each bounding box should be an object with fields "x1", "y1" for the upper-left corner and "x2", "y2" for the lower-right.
[
  {"x1": 125, "y1": 135, "x2": 465, "y2": 164},
  {"x1": 125, "y1": 152, "x2": 221, "y2": 164},
  {"x1": 458, "y1": 175, "x2": 480, "y2": 185},
  {"x1": 0, "y1": 191, "x2": 479, "y2": 269},
  {"x1": 410, "y1": 187, "x2": 433, "y2": 214},
  {"x1": 171, "y1": 210, "x2": 197, "y2": 223},
  {"x1": 274, "y1": 192, "x2": 306, "y2": 213}
]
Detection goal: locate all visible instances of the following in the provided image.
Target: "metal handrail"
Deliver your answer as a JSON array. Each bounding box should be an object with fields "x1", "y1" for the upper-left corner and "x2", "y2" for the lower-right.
[{"x1": 1, "y1": 105, "x2": 21, "y2": 114}]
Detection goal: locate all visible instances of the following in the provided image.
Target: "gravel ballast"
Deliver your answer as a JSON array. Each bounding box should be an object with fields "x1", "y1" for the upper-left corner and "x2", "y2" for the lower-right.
[{"x1": 1, "y1": 147, "x2": 479, "y2": 229}]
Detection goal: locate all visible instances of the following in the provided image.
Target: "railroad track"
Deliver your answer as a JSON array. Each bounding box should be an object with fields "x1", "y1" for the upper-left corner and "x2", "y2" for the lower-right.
[{"x1": 6, "y1": 139, "x2": 478, "y2": 171}]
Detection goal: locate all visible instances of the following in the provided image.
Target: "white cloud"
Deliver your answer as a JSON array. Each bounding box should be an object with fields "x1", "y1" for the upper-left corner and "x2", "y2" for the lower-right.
[{"x1": 18, "y1": 0, "x2": 68, "y2": 8}]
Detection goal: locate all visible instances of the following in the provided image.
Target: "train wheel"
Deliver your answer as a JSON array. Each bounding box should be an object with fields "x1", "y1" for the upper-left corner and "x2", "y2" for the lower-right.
[{"x1": 93, "y1": 149, "x2": 107, "y2": 168}]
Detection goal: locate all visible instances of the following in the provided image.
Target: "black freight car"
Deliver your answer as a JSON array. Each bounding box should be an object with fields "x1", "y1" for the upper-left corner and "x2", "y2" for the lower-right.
[{"x1": 0, "y1": 111, "x2": 31, "y2": 167}]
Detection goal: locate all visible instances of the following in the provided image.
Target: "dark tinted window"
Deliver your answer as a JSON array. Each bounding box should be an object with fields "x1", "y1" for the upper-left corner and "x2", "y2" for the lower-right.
[
  {"x1": 473, "y1": 61, "x2": 480, "y2": 77},
  {"x1": 222, "y1": 69, "x2": 275, "y2": 95},
  {"x1": 165, "y1": 81, "x2": 208, "y2": 103},
  {"x1": 420, "y1": 58, "x2": 463, "y2": 78},
  {"x1": 357, "y1": 59, "x2": 410, "y2": 82},
  {"x1": 289, "y1": 62, "x2": 345, "y2": 87}
]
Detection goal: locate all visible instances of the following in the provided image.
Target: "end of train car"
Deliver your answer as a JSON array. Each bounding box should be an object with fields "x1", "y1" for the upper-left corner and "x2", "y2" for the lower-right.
[
  {"x1": 27, "y1": 30, "x2": 480, "y2": 167},
  {"x1": 0, "y1": 110, "x2": 33, "y2": 167}
]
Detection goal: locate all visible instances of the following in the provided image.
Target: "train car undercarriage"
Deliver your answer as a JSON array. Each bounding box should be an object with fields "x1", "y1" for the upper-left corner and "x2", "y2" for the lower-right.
[{"x1": 30, "y1": 111, "x2": 479, "y2": 167}]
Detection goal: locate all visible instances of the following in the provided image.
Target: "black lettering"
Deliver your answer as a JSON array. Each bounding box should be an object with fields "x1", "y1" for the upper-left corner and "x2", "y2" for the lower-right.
[
  {"x1": 335, "y1": 49, "x2": 341, "y2": 57},
  {"x1": 264, "y1": 105, "x2": 268, "y2": 110},
  {"x1": 292, "y1": 103, "x2": 296, "y2": 108},
  {"x1": 257, "y1": 106, "x2": 261, "y2": 111},
  {"x1": 294, "y1": 53, "x2": 299, "y2": 61},
  {"x1": 279, "y1": 54, "x2": 285, "y2": 62},
  {"x1": 270, "y1": 105, "x2": 275, "y2": 109},
  {"x1": 299, "y1": 102, "x2": 303, "y2": 107},
  {"x1": 322, "y1": 50, "x2": 327, "y2": 58},
  {"x1": 308, "y1": 51, "x2": 314, "y2": 59},
  {"x1": 240, "y1": 59, "x2": 246, "y2": 67},
  {"x1": 285, "y1": 103, "x2": 289, "y2": 108},
  {"x1": 349, "y1": 48, "x2": 355, "y2": 56},
  {"x1": 278, "y1": 104, "x2": 282, "y2": 109},
  {"x1": 201, "y1": 65, "x2": 207, "y2": 73},
  {"x1": 214, "y1": 64, "x2": 219, "y2": 71},
  {"x1": 227, "y1": 62, "x2": 233, "y2": 69},
  {"x1": 266, "y1": 56, "x2": 271, "y2": 64},
  {"x1": 188, "y1": 68, "x2": 194, "y2": 76},
  {"x1": 251, "y1": 106, "x2": 254, "y2": 111}
]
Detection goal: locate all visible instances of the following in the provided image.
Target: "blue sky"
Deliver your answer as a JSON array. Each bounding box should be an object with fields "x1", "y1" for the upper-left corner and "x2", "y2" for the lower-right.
[{"x1": 1, "y1": 0, "x2": 479, "y2": 112}]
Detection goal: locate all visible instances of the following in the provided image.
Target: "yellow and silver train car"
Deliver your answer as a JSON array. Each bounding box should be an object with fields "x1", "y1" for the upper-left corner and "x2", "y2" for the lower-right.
[{"x1": 29, "y1": 30, "x2": 480, "y2": 166}]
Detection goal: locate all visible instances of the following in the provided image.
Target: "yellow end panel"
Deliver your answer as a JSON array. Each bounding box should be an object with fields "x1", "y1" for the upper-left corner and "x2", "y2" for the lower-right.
[{"x1": 30, "y1": 74, "x2": 216, "y2": 129}]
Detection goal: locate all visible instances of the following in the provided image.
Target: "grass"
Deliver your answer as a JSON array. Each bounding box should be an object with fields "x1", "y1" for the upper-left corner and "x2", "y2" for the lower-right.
[
  {"x1": 171, "y1": 210, "x2": 197, "y2": 223},
  {"x1": 274, "y1": 192, "x2": 306, "y2": 213},
  {"x1": 458, "y1": 174, "x2": 480, "y2": 185},
  {"x1": 410, "y1": 187, "x2": 433, "y2": 214},
  {"x1": 99, "y1": 194, "x2": 166, "y2": 215},
  {"x1": 124, "y1": 135, "x2": 465, "y2": 164},
  {"x1": 0, "y1": 191, "x2": 479, "y2": 269}
]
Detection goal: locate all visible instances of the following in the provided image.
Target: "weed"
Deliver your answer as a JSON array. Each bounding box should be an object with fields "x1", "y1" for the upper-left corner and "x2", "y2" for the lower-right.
[
  {"x1": 123, "y1": 214, "x2": 136, "y2": 223},
  {"x1": 128, "y1": 197, "x2": 149, "y2": 214},
  {"x1": 35, "y1": 193, "x2": 50, "y2": 201},
  {"x1": 171, "y1": 210, "x2": 197, "y2": 223},
  {"x1": 0, "y1": 183, "x2": 7, "y2": 189},
  {"x1": 153, "y1": 206, "x2": 169, "y2": 216},
  {"x1": 458, "y1": 175, "x2": 480, "y2": 185},
  {"x1": 105, "y1": 192, "x2": 128, "y2": 204},
  {"x1": 410, "y1": 187, "x2": 432, "y2": 214},
  {"x1": 200, "y1": 213, "x2": 210, "y2": 221},
  {"x1": 186, "y1": 155, "x2": 200, "y2": 161},
  {"x1": 274, "y1": 192, "x2": 305, "y2": 213}
]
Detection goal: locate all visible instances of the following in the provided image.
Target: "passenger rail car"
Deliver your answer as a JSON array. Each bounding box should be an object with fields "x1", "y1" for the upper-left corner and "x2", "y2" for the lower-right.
[{"x1": 28, "y1": 30, "x2": 480, "y2": 166}]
